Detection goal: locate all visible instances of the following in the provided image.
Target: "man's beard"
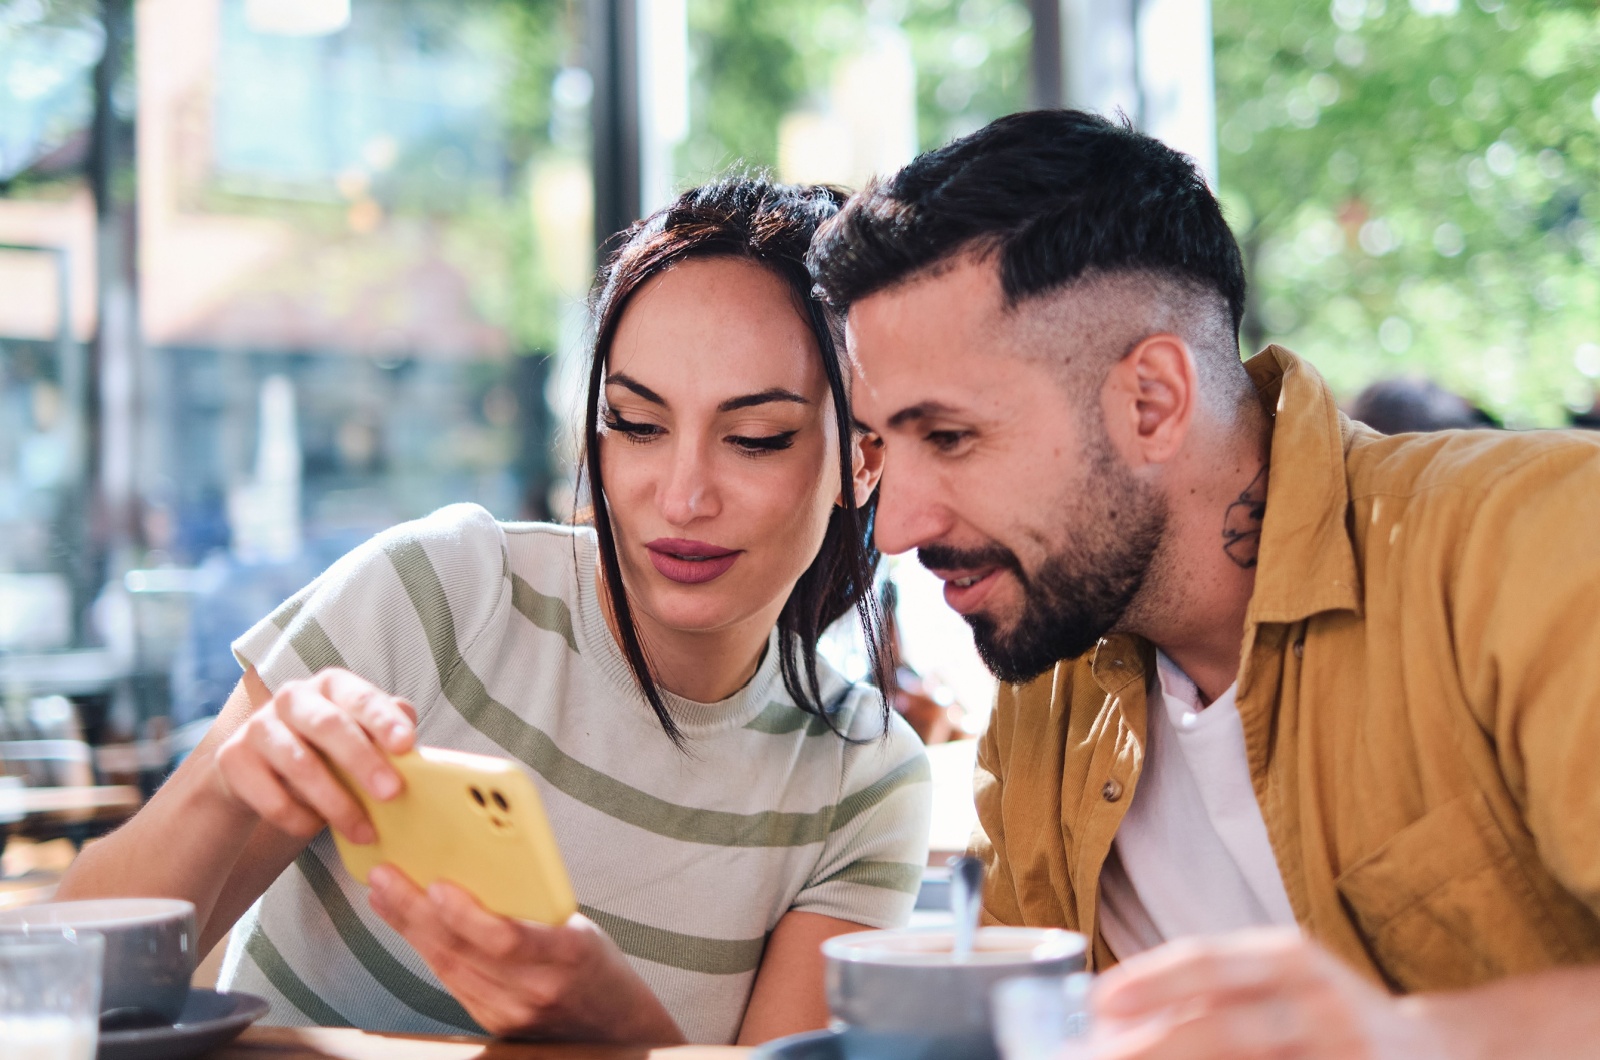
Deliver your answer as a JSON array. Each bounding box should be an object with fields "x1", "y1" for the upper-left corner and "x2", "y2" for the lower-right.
[{"x1": 919, "y1": 451, "x2": 1166, "y2": 684}]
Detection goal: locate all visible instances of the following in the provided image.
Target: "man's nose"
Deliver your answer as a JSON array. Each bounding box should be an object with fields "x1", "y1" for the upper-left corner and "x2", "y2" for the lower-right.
[
  {"x1": 659, "y1": 441, "x2": 720, "y2": 524},
  {"x1": 872, "y1": 459, "x2": 952, "y2": 556}
]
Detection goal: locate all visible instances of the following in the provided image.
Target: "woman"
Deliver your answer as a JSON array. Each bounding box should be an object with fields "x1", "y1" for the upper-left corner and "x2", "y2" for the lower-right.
[{"x1": 59, "y1": 178, "x2": 931, "y2": 1046}]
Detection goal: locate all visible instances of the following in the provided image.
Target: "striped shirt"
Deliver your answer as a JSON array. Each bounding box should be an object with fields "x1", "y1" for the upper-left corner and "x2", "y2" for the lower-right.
[{"x1": 216, "y1": 505, "x2": 931, "y2": 1044}]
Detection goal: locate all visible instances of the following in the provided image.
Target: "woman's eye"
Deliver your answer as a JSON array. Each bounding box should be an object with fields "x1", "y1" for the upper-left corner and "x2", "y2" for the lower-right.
[
  {"x1": 927, "y1": 429, "x2": 971, "y2": 453},
  {"x1": 603, "y1": 413, "x2": 662, "y2": 443},
  {"x1": 728, "y1": 431, "x2": 798, "y2": 454}
]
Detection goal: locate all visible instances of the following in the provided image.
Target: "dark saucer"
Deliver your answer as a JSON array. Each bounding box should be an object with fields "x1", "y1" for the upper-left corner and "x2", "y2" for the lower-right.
[
  {"x1": 754, "y1": 1027, "x2": 1000, "y2": 1060},
  {"x1": 97, "y1": 988, "x2": 270, "y2": 1060},
  {"x1": 753, "y1": 1028, "x2": 849, "y2": 1060}
]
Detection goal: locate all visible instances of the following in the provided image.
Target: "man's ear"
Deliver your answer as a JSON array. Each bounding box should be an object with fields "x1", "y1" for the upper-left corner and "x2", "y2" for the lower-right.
[
  {"x1": 1101, "y1": 334, "x2": 1197, "y2": 466},
  {"x1": 839, "y1": 431, "x2": 886, "y2": 508}
]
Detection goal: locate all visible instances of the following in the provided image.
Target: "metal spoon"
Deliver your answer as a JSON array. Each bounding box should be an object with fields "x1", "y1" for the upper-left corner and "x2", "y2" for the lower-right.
[{"x1": 948, "y1": 854, "x2": 983, "y2": 960}]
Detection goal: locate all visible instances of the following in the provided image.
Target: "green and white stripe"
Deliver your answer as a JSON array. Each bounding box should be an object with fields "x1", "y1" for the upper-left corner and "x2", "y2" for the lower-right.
[{"x1": 219, "y1": 506, "x2": 931, "y2": 1045}]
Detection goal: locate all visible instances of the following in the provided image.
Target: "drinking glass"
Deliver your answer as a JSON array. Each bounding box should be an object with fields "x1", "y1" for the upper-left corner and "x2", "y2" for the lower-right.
[
  {"x1": 992, "y1": 970, "x2": 1095, "y2": 1060},
  {"x1": 0, "y1": 929, "x2": 104, "y2": 1060}
]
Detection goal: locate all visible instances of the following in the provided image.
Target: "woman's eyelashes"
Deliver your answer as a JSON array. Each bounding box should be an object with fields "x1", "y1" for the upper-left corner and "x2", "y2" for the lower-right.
[
  {"x1": 728, "y1": 430, "x2": 798, "y2": 455},
  {"x1": 602, "y1": 410, "x2": 662, "y2": 443},
  {"x1": 603, "y1": 410, "x2": 798, "y2": 455}
]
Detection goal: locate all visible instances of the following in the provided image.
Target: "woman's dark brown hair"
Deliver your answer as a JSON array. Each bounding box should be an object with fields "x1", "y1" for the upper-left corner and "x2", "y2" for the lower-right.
[{"x1": 582, "y1": 176, "x2": 889, "y2": 745}]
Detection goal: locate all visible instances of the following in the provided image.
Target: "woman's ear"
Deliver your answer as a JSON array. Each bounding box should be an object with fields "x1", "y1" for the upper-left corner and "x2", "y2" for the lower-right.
[{"x1": 840, "y1": 432, "x2": 886, "y2": 508}]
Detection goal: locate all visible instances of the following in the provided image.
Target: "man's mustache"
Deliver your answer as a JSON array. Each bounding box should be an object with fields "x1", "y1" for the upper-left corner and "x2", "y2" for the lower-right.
[{"x1": 916, "y1": 542, "x2": 1025, "y2": 584}]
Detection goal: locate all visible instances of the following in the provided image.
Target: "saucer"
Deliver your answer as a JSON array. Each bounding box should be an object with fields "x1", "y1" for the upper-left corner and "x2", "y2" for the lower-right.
[
  {"x1": 753, "y1": 1028, "x2": 848, "y2": 1060},
  {"x1": 755, "y1": 1027, "x2": 1000, "y2": 1060},
  {"x1": 98, "y1": 988, "x2": 270, "y2": 1060}
]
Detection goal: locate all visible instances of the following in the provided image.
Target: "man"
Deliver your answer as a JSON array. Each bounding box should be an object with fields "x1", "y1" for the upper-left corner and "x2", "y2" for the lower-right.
[{"x1": 810, "y1": 109, "x2": 1600, "y2": 1058}]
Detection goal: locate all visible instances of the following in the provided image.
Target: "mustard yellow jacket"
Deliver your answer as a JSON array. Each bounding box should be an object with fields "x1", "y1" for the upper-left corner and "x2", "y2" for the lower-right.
[{"x1": 974, "y1": 346, "x2": 1600, "y2": 991}]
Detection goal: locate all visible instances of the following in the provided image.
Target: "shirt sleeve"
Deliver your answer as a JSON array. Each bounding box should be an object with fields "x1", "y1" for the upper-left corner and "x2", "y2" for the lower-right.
[
  {"x1": 790, "y1": 691, "x2": 932, "y2": 929},
  {"x1": 974, "y1": 682, "x2": 1026, "y2": 927},
  {"x1": 1454, "y1": 438, "x2": 1600, "y2": 917},
  {"x1": 231, "y1": 503, "x2": 510, "y2": 720}
]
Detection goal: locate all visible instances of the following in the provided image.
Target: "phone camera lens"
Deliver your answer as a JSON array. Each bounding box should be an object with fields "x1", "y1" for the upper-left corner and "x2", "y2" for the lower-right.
[
  {"x1": 469, "y1": 786, "x2": 486, "y2": 807},
  {"x1": 491, "y1": 790, "x2": 509, "y2": 812}
]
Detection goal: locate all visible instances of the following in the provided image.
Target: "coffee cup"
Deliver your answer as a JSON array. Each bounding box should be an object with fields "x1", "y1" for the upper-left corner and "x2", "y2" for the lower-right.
[
  {"x1": 823, "y1": 926, "x2": 1088, "y2": 1060},
  {"x1": 0, "y1": 898, "x2": 197, "y2": 1027}
]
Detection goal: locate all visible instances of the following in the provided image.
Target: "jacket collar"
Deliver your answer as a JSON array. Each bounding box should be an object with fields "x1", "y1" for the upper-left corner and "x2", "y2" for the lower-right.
[{"x1": 1243, "y1": 345, "x2": 1362, "y2": 625}]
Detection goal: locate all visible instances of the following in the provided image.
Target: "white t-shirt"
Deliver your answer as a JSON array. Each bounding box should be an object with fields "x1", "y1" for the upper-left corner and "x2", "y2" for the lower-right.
[{"x1": 1098, "y1": 651, "x2": 1296, "y2": 960}]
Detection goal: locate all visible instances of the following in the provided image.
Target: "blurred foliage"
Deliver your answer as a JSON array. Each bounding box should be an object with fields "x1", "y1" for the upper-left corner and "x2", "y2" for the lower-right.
[
  {"x1": 680, "y1": 0, "x2": 1030, "y2": 183},
  {"x1": 1214, "y1": 0, "x2": 1600, "y2": 425}
]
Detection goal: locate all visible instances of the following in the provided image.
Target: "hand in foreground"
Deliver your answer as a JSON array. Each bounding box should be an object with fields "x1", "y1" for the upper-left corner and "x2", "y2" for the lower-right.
[
  {"x1": 212, "y1": 668, "x2": 415, "y2": 844},
  {"x1": 1089, "y1": 928, "x2": 1450, "y2": 1060},
  {"x1": 367, "y1": 865, "x2": 685, "y2": 1044}
]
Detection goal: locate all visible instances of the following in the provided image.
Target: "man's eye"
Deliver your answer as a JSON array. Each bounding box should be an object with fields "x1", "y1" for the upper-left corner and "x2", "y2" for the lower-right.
[
  {"x1": 729, "y1": 431, "x2": 798, "y2": 454},
  {"x1": 602, "y1": 412, "x2": 662, "y2": 442},
  {"x1": 927, "y1": 429, "x2": 971, "y2": 452}
]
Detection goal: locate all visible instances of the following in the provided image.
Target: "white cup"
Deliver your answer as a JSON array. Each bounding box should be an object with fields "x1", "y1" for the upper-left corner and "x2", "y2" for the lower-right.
[{"x1": 823, "y1": 926, "x2": 1088, "y2": 1060}]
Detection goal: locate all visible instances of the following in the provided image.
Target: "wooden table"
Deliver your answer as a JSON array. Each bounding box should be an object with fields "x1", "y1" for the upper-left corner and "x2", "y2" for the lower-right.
[
  {"x1": 214, "y1": 1027, "x2": 753, "y2": 1060},
  {"x1": 0, "y1": 784, "x2": 143, "y2": 849},
  {"x1": 0, "y1": 783, "x2": 142, "y2": 826}
]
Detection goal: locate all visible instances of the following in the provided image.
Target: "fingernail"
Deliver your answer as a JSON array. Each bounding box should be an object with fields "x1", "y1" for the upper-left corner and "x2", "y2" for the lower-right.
[
  {"x1": 371, "y1": 771, "x2": 399, "y2": 799},
  {"x1": 369, "y1": 865, "x2": 393, "y2": 890},
  {"x1": 351, "y1": 822, "x2": 376, "y2": 845},
  {"x1": 428, "y1": 884, "x2": 448, "y2": 906}
]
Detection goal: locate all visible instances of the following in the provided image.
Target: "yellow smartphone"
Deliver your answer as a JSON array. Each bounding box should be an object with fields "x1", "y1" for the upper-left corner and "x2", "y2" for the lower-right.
[{"x1": 326, "y1": 745, "x2": 577, "y2": 925}]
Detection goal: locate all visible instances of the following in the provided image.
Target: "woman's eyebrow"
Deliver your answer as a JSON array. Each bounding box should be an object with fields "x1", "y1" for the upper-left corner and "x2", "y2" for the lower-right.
[
  {"x1": 606, "y1": 373, "x2": 667, "y2": 405},
  {"x1": 716, "y1": 388, "x2": 811, "y2": 413}
]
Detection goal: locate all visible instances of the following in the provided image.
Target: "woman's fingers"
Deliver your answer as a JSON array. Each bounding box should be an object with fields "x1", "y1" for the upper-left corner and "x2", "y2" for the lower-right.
[
  {"x1": 247, "y1": 711, "x2": 376, "y2": 843},
  {"x1": 276, "y1": 675, "x2": 404, "y2": 802},
  {"x1": 426, "y1": 881, "x2": 554, "y2": 963},
  {"x1": 368, "y1": 869, "x2": 571, "y2": 1036},
  {"x1": 368, "y1": 866, "x2": 465, "y2": 954},
  {"x1": 213, "y1": 740, "x2": 328, "y2": 838},
  {"x1": 315, "y1": 669, "x2": 417, "y2": 756}
]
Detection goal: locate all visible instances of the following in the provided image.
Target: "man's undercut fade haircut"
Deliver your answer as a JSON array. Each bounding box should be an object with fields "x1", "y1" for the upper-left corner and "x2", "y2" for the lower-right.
[{"x1": 808, "y1": 109, "x2": 1246, "y2": 339}]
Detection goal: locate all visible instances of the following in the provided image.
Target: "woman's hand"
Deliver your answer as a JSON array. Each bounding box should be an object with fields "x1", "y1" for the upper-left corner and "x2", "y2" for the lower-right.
[
  {"x1": 366, "y1": 865, "x2": 685, "y2": 1044},
  {"x1": 210, "y1": 668, "x2": 417, "y2": 843}
]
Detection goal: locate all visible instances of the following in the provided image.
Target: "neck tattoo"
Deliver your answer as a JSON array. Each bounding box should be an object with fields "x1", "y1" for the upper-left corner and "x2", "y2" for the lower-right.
[{"x1": 1221, "y1": 465, "x2": 1269, "y2": 569}]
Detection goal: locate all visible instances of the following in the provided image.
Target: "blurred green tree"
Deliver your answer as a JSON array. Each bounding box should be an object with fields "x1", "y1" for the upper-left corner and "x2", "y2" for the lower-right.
[
  {"x1": 680, "y1": 0, "x2": 1029, "y2": 183},
  {"x1": 1214, "y1": 0, "x2": 1600, "y2": 425}
]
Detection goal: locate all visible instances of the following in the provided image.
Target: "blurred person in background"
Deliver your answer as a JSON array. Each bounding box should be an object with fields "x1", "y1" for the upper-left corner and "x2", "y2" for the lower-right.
[
  {"x1": 1345, "y1": 376, "x2": 1498, "y2": 435},
  {"x1": 58, "y1": 178, "x2": 931, "y2": 1046},
  {"x1": 878, "y1": 580, "x2": 964, "y2": 745},
  {"x1": 812, "y1": 108, "x2": 1600, "y2": 1060},
  {"x1": 1571, "y1": 395, "x2": 1600, "y2": 430}
]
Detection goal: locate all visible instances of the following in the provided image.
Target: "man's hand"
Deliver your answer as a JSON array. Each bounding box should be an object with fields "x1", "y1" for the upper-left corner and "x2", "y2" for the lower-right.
[
  {"x1": 1090, "y1": 929, "x2": 1450, "y2": 1060},
  {"x1": 366, "y1": 865, "x2": 684, "y2": 1044}
]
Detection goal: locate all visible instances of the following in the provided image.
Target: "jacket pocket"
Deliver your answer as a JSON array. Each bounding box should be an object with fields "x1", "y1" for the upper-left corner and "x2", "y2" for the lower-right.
[{"x1": 1334, "y1": 791, "x2": 1565, "y2": 991}]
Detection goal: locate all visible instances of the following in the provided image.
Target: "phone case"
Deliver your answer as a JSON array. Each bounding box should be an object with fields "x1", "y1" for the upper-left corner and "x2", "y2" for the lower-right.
[{"x1": 327, "y1": 745, "x2": 577, "y2": 925}]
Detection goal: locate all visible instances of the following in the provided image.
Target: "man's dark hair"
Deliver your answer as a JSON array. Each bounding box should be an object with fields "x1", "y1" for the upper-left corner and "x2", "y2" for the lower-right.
[{"x1": 809, "y1": 109, "x2": 1246, "y2": 337}]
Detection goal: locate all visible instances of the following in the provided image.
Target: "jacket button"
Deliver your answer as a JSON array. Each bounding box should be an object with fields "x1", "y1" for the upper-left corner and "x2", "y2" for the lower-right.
[
  {"x1": 1293, "y1": 639, "x2": 1305, "y2": 658},
  {"x1": 1102, "y1": 778, "x2": 1124, "y2": 802}
]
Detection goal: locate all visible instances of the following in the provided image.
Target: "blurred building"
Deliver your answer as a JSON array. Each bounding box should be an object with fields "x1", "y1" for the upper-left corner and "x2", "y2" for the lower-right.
[{"x1": 0, "y1": 0, "x2": 1220, "y2": 745}]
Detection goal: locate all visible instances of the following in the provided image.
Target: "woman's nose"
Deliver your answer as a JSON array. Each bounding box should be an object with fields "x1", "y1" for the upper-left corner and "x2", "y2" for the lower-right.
[{"x1": 658, "y1": 443, "x2": 720, "y2": 524}]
